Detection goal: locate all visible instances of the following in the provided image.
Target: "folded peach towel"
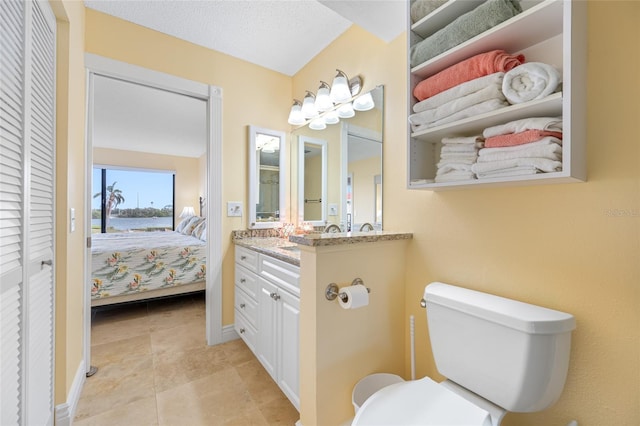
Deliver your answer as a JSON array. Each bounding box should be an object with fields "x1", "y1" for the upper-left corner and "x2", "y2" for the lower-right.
[
  {"x1": 414, "y1": 50, "x2": 525, "y2": 101},
  {"x1": 484, "y1": 130, "x2": 563, "y2": 148}
]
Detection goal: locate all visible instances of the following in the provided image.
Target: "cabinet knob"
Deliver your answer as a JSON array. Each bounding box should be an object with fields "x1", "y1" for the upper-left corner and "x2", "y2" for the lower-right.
[
  {"x1": 239, "y1": 328, "x2": 245, "y2": 334},
  {"x1": 241, "y1": 256, "x2": 247, "y2": 260},
  {"x1": 240, "y1": 278, "x2": 246, "y2": 283},
  {"x1": 270, "y1": 292, "x2": 281, "y2": 301},
  {"x1": 240, "y1": 303, "x2": 246, "y2": 309}
]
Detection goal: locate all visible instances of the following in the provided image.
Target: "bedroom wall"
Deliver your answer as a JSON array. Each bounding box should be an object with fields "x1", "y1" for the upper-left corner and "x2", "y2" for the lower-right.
[
  {"x1": 293, "y1": 3, "x2": 639, "y2": 425},
  {"x1": 84, "y1": 8, "x2": 292, "y2": 327},
  {"x1": 93, "y1": 147, "x2": 202, "y2": 225},
  {"x1": 49, "y1": 0, "x2": 86, "y2": 408}
]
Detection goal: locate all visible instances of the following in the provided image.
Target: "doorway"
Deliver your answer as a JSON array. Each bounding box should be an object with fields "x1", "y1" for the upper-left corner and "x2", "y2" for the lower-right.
[{"x1": 84, "y1": 54, "x2": 223, "y2": 375}]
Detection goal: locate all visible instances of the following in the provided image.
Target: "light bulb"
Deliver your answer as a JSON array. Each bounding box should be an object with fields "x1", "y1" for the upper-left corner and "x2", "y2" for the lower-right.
[
  {"x1": 337, "y1": 102, "x2": 355, "y2": 118},
  {"x1": 301, "y1": 91, "x2": 318, "y2": 119},
  {"x1": 315, "y1": 81, "x2": 333, "y2": 112},
  {"x1": 330, "y1": 69, "x2": 352, "y2": 103},
  {"x1": 324, "y1": 110, "x2": 340, "y2": 125},
  {"x1": 287, "y1": 100, "x2": 305, "y2": 125},
  {"x1": 353, "y1": 92, "x2": 374, "y2": 111}
]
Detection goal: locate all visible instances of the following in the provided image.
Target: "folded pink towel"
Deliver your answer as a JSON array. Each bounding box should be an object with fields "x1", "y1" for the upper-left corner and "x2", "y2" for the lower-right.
[
  {"x1": 413, "y1": 50, "x2": 525, "y2": 101},
  {"x1": 484, "y1": 130, "x2": 563, "y2": 148}
]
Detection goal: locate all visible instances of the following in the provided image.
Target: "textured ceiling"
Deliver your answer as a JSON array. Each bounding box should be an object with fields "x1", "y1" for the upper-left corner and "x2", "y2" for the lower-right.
[{"x1": 84, "y1": 0, "x2": 406, "y2": 76}]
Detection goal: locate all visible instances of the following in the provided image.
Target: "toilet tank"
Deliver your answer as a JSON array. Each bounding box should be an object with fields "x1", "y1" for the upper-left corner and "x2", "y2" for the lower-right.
[{"x1": 423, "y1": 282, "x2": 576, "y2": 413}]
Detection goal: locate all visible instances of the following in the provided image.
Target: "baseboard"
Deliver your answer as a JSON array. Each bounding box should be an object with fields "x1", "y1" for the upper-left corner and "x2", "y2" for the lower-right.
[
  {"x1": 55, "y1": 360, "x2": 86, "y2": 426},
  {"x1": 221, "y1": 324, "x2": 239, "y2": 343}
]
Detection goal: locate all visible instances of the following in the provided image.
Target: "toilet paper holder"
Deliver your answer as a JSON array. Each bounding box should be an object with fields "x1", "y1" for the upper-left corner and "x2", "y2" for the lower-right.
[{"x1": 325, "y1": 278, "x2": 370, "y2": 303}]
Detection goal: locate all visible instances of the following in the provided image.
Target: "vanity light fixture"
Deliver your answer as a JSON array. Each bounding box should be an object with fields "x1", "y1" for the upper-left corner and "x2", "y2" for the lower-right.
[
  {"x1": 289, "y1": 68, "x2": 367, "y2": 130},
  {"x1": 287, "y1": 99, "x2": 305, "y2": 125},
  {"x1": 315, "y1": 81, "x2": 333, "y2": 112},
  {"x1": 301, "y1": 91, "x2": 318, "y2": 119},
  {"x1": 353, "y1": 92, "x2": 375, "y2": 111}
]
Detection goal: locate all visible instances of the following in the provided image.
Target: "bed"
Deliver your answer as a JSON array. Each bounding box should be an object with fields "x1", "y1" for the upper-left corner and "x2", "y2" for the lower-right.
[{"x1": 91, "y1": 216, "x2": 207, "y2": 306}]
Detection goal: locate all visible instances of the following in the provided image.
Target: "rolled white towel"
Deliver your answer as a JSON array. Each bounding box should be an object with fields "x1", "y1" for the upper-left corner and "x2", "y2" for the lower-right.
[
  {"x1": 502, "y1": 62, "x2": 562, "y2": 104},
  {"x1": 483, "y1": 117, "x2": 563, "y2": 138}
]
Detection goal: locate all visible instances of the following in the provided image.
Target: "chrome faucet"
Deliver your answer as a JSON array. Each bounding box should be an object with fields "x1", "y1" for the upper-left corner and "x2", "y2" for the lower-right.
[
  {"x1": 324, "y1": 223, "x2": 342, "y2": 233},
  {"x1": 359, "y1": 222, "x2": 374, "y2": 232}
]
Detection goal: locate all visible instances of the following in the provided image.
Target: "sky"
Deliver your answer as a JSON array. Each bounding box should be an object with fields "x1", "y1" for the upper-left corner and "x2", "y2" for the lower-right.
[{"x1": 92, "y1": 167, "x2": 174, "y2": 210}]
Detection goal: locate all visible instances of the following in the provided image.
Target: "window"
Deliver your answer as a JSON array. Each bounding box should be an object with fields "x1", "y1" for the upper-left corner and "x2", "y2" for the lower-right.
[{"x1": 92, "y1": 167, "x2": 175, "y2": 233}]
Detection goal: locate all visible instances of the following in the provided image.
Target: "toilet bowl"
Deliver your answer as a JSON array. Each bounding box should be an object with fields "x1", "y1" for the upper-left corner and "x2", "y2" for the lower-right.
[
  {"x1": 351, "y1": 282, "x2": 576, "y2": 426},
  {"x1": 352, "y1": 373, "x2": 405, "y2": 414}
]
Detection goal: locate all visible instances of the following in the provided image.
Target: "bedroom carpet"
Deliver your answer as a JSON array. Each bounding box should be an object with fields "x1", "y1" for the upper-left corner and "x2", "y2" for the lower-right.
[{"x1": 74, "y1": 292, "x2": 300, "y2": 425}]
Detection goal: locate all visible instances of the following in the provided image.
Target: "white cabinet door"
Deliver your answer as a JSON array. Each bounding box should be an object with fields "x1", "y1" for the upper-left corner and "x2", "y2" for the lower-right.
[
  {"x1": 257, "y1": 277, "x2": 277, "y2": 380},
  {"x1": 278, "y1": 290, "x2": 300, "y2": 411},
  {"x1": 0, "y1": 0, "x2": 56, "y2": 425}
]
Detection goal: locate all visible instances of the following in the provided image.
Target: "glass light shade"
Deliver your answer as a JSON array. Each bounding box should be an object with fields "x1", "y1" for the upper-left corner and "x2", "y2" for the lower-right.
[
  {"x1": 330, "y1": 70, "x2": 352, "y2": 103},
  {"x1": 287, "y1": 100, "x2": 305, "y2": 125},
  {"x1": 309, "y1": 116, "x2": 326, "y2": 130},
  {"x1": 301, "y1": 91, "x2": 318, "y2": 119},
  {"x1": 324, "y1": 110, "x2": 340, "y2": 124},
  {"x1": 179, "y1": 206, "x2": 195, "y2": 218},
  {"x1": 353, "y1": 92, "x2": 375, "y2": 111},
  {"x1": 337, "y1": 102, "x2": 355, "y2": 118},
  {"x1": 315, "y1": 81, "x2": 333, "y2": 112}
]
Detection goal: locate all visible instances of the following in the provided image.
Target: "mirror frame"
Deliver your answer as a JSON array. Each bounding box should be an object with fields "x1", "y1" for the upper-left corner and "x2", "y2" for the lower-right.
[
  {"x1": 298, "y1": 135, "x2": 327, "y2": 227},
  {"x1": 340, "y1": 122, "x2": 383, "y2": 230},
  {"x1": 248, "y1": 125, "x2": 287, "y2": 229}
]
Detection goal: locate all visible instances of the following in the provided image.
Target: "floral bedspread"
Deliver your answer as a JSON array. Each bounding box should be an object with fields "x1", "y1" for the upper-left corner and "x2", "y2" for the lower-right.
[{"x1": 91, "y1": 232, "x2": 206, "y2": 301}]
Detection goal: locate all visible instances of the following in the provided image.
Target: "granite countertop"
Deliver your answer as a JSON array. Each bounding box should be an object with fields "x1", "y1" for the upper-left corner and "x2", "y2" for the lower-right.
[
  {"x1": 234, "y1": 237, "x2": 301, "y2": 266},
  {"x1": 289, "y1": 231, "x2": 413, "y2": 247}
]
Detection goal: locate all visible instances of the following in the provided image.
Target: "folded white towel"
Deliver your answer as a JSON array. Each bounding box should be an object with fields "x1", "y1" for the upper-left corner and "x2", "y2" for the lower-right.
[
  {"x1": 442, "y1": 136, "x2": 484, "y2": 145},
  {"x1": 477, "y1": 137, "x2": 561, "y2": 156},
  {"x1": 483, "y1": 117, "x2": 563, "y2": 138},
  {"x1": 413, "y1": 73, "x2": 505, "y2": 113},
  {"x1": 477, "y1": 137, "x2": 563, "y2": 162},
  {"x1": 411, "y1": 98, "x2": 508, "y2": 132},
  {"x1": 502, "y1": 62, "x2": 562, "y2": 104},
  {"x1": 475, "y1": 166, "x2": 540, "y2": 179},
  {"x1": 437, "y1": 163, "x2": 474, "y2": 174},
  {"x1": 440, "y1": 153, "x2": 479, "y2": 163},
  {"x1": 435, "y1": 170, "x2": 476, "y2": 183},
  {"x1": 472, "y1": 157, "x2": 562, "y2": 174}
]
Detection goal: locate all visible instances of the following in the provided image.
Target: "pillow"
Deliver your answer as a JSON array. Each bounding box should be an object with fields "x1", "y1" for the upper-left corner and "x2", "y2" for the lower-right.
[
  {"x1": 182, "y1": 216, "x2": 204, "y2": 235},
  {"x1": 192, "y1": 220, "x2": 207, "y2": 240},
  {"x1": 175, "y1": 216, "x2": 192, "y2": 233}
]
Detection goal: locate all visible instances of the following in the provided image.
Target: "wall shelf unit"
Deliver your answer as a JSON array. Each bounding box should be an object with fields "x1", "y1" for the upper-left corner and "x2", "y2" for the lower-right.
[{"x1": 407, "y1": 0, "x2": 586, "y2": 190}]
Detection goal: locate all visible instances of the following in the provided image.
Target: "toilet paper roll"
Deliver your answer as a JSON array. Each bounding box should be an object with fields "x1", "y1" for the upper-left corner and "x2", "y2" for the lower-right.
[{"x1": 339, "y1": 285, "x2": 369, "y2": 309}]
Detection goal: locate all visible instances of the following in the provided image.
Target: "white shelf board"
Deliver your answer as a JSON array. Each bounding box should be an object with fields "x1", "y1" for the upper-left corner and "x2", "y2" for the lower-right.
[{"x1": 411, "y1": 0, "x2": 562, "y2": 78}]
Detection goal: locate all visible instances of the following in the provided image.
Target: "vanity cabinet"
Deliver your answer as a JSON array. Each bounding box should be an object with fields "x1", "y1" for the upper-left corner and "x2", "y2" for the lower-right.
[
  {"x1": 234, "y1": 245, "x2": 300, "y2": 411},
  {"x1": 407, "y1": 0, "x2": 586, "y2": 189}
]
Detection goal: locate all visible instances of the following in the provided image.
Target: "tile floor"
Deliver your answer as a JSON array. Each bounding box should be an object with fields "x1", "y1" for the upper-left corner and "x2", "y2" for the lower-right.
[{"x1": 74, "y1": 292, "x2": 300, "y2": 425}]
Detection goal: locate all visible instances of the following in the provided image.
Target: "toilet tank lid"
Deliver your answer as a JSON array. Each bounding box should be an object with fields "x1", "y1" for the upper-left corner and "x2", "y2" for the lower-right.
[{"x1": 424, "y1": 282, "x2": 576, "y2": 335}]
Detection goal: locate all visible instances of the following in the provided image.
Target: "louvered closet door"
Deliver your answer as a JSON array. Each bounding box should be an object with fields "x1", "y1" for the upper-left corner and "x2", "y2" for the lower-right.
[{"x1": 0, "y1": 0, "x2": 56, "y2": 425}]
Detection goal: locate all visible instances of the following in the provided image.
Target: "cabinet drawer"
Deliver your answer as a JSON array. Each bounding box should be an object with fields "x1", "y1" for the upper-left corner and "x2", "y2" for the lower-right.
[
  {"x1": 235, "y1": 245, "x2": 258, "y2": 272},
  {"x1": 234, "y1": 309, "x2": 257, "y2": 353},
  {"x1": 235, "y1": 264, "x2": 258, "y2": 299},
  {"x1": 235, "y1": 286, "x2": 258, "y2": 328},
  {"x1": 259, "y1": 254, "x2": 300, "y2": 296}
]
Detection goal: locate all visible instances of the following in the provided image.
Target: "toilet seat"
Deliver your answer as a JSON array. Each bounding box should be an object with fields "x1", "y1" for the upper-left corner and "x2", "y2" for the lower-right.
[{"x1": 352, "y1": 377, "x2": 494, "y2": 426}]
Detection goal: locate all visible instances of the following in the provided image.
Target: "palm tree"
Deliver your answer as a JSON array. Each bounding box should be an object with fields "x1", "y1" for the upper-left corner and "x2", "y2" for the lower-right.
[{"x1": 94, "y1": 182, "x2": 125, "y2": 228}]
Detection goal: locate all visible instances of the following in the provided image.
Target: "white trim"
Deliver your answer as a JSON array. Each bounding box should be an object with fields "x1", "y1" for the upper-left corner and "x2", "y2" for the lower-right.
[
  {"x1": 222, "y1": 324, "x2": 240, "y2": 343},
  {"x1": 54, "y1": 360, "x2": 86, "y2": 426},
  {"x1": 84, "y1": 54, "x2": 223, "y2": 346}
]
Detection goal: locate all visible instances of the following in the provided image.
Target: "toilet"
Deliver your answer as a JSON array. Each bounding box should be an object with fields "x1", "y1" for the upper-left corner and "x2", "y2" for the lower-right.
[{"x1": 352, "y1": 282, "x2": 576, "y2": 426}]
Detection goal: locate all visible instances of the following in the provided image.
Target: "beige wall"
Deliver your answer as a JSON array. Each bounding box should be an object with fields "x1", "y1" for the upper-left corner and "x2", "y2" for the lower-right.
[
  {"x1": 293, "y1": 3, "x2": 639, "y2": 425},
  {"x1": 93, "y1": 147, "x2": 203, "y2": 224},
  {"x1": 84, "y1": 8, "x2": 292, "y2": 327},
  {"x1": 50, "y1": 0, "x2": 86, "y2": 406}
]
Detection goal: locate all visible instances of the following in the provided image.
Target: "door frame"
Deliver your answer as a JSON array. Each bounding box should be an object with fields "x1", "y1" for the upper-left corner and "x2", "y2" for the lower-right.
[{"x1": 83, "y1": 55, "x2": 223, "y2": 370}]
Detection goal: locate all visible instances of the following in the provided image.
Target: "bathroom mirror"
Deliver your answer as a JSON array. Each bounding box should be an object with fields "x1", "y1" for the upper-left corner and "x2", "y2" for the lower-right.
[
  {"x1": 291, "y1": 85, "x2": 383, "y2": 231},
  {"x1": 298, "y1": 136, "x2": 327, "y2": 226},
  {"x1": 248, "y1": 126, "x2": 286, "y2": 228}
]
